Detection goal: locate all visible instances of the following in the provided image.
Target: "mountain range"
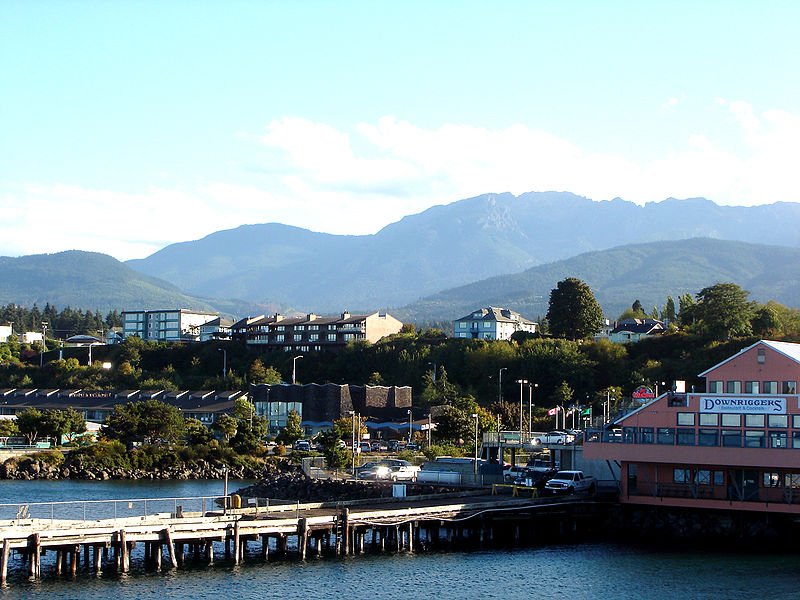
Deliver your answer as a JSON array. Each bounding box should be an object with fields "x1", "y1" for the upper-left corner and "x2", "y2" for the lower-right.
[
  {"x1": 3, "y1": 192, "x2": 800, "y2": 323},
  {"x1": 125, "y1": 192, "x2": 800, "y2": 312}
]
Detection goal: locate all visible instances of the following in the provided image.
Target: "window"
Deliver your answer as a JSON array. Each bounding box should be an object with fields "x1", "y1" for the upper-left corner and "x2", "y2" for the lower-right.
[
  {"x1": 794, "y1": 432, "x2": 800, "y2": 449},
  {"x1": 295, "y1": 325, "x2": 305, "y2": 331},
  {"x1": 698, "y1": 429, "x2": 719, "y2": 446},
  {"x1": 695, "y1": 470, "x2": 712, "y2": 485},
  {"x1": 459, "y1": 322, "x2": 467, "y2": 329},
  {"x1": 794, "y1": 415, "x2": 800, "y2": 429},
  {"x1": 276, "y1": 325, "x2": 285, "y2": 331},
  {"x1": 699, "y1": 413, "x2": 719, "y2": 426},
  {"x1": 622, "y1": 427, "x2": 637, "y2": 444},
  {"x1": 275, "y1": 334, "x2": 284, "y2": 342},
  {"x1": 714, "y1": 471, "x2": 724, "y2": 486},
  {"x1": 657, "y1": 428, "x2": 675, "y2": 445},
  {"x1": 785, "y1": 474, "x2": 800, "y2": 489},
  {"x1": 309, "y1": 325, "x2": 319, "y2": 331},
  {"x1": 309, "y1": 334, "x2": 318, "y2": 342},
  {"x1": 722, "y1": 430, "x2": 742, "y2": 447},
  {"x1": 676, "y1": 428, "x2": 695, "y2": 445},
  {"x1": 744, "y1": 430, "x2": 766, "y2": 448},
  {"x1": 783, "y1": 381, "x2": 797, "y2": 394},
  {"x1": 639, "y1": 427, "x2": 654, "y2": 444},
  {"x1": 726, "y1": 381, "x2": 742, "y2": 394},
  {"x1": 721, "y1": 413, "x2": 741, "y2": 427},
  {"x1": 757, "y1": 348, "x2": 766, "y2": 364},
  {"x1": 327, "y1": 334, "x2": 336, "y2": 341},
  {"x1": 293, "y1": 334, "x2": 302, "y2": 342},
  {"x1": 768, "y1": 414, "x2": 788, "y2": 428},
  {"x1": 763, "y1": 472, "x2": 781, "y2": 488},
  {"x1": 745, "y1": 414, "x2": 765, "y2": 428},
  {"x1": 770, "y1": 431, "x2": 788, "y2": 448},
  {"x1": 709, "y1": 381, "x2": 723, "y2": 393},
  {"x1": 484, "y1": 321, "x2": 492, "y2": 329},
  {"x1": 745, "y1": 381, "x2": 760, "y2": 394},
  {"x1": 763, "y1": 381, "x2": 778, "y2": 394},
  {"x1": 677, "y1": 412, "x2": 695, "y2": 426},
  {"x1": 673, "y1": 468, "x2": 691, "y2": 483}
]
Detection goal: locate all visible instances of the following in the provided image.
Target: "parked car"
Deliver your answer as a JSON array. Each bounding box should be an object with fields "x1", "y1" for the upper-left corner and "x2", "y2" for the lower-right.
[
  {"x1": 371, "y1": 440, "x2": 388, "y2": 452},
  {"x1": 534, "y1": 431, "x2": 576, "y2": 445},
  {"x1": 359, "y1": 442, "x2": 372, "y2": 453},
  {"x1": 356, "y1": 463, "x2": 391, "y2": 480},
  {"x1": 387, "y1": 464, "x2": 421, "y2": 481},
  {"x1": 544, "y1": 470, "x2": 597, "y2": 495},
  {"x1": 293, "y1": 440, "x2": 311, "y2": 452},
  {"x1": 406, "y1": 442, "x2": 420, "y2": 451},
  {"x1": 387, "y1": 440, "x2": 401, "y2": 452},
  {"x1": 503, "y1": 465, "x2": 528, "y2": 483}
]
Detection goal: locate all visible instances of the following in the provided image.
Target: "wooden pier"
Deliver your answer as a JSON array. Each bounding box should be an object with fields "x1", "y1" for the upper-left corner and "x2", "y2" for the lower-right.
[{"x1": 0, "y1": 490, "x2": 590, "y2": 584}]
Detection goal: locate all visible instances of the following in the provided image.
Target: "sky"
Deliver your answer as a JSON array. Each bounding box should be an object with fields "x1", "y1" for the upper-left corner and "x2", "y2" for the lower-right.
[{"x1": 2, "y1": 1, "x2": 800, "y2": 261}]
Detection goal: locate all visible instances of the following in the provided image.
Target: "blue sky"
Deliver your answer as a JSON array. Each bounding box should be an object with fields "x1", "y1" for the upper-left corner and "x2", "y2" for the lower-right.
[{"x1": 2, "y1": 1, "x2": 799, "y2": 260}]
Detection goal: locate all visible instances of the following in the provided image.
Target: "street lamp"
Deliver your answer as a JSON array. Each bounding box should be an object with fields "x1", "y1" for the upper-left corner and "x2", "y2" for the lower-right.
[
  {"x1": 349, "y1": 410, "x2": 356, "y2": 477},
  {"x1": 407, "y1": 409, "x2": 413, "y2": 444},
  {"x1": 528, "y1": 382, "x2": 538, "y2": 433},
  {"x1": 498, "y1": 367, "x2": 508, "y2": 404},
  {"x1": 218, "y1": 348, "x2": 227, "y2": 381},
  {"x1": 427, "y1": 362, "x2": 437, "y2": 383},
  {"x1": 471, "y1": 413, "x2": 479, "y2": 475},
  {"x1": 39, "y1": 321, "x2": 48, "y2": 367},
  {"x1": 292, "y1": 355, "x2": 304, "y2": 384},
  {"x1": 516, "y1": 379, "x2": 528, "y2": 437}
]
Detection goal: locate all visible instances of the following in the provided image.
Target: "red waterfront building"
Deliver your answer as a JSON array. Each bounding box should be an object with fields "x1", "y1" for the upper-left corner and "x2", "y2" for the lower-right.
[{"x1": 585, "y1": 340, "x2": 800, "y2": 513}]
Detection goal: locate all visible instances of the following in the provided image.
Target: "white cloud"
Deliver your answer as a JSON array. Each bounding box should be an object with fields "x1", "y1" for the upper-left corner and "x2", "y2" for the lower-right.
[{"x1": 4, "y1": 103, "x2": 800, "y2": 261}]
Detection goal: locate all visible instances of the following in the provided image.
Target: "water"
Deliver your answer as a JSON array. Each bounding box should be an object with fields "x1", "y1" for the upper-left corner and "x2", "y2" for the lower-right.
[{"x1": 2, "y1": 481, "x2": 799, "y2": 599}]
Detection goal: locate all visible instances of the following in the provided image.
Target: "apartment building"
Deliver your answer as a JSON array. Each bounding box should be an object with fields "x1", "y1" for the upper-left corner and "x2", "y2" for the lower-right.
[
  {"x1": 453, "y1": 307, "x2": 537, "y2": 341},
  {"x1": 122, "y1": 309, "x2": 220, "y2": 342},
  {"x1": 233, "y1": 311, "x2": 403, "y2": 352}
]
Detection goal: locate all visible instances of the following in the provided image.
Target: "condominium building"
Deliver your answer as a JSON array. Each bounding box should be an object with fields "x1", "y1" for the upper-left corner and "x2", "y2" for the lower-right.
[
  {"x1": 233, "y1": 311, "x2": 403, "y2": 352},
  {"x1": 122, "y1": 309, "x2": 220, "y2": 342}
]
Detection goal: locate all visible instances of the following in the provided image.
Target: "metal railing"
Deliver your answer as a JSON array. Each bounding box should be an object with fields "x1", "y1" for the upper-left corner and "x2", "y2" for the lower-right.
[{"x1": 0, "y1": 495, "x2": 231, "y2": 523}]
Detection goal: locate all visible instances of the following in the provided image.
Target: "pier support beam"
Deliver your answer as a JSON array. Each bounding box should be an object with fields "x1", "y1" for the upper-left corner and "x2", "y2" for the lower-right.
[
  {"x1": 163, "y1": 528, "x2": 178, "y2": 569},
  {"x1": 1, "y1": 539, "x2": 9, "y2": 584},
  {"x1": 298, "y1": 518, "x2": 308, "y2": 561},
  {"x1": 233, "y1": 521, "x2": 241, "y2": 565}
]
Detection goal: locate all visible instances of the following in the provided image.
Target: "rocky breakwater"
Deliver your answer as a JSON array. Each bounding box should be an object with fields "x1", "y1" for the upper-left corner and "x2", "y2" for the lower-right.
[
  {"x1": 236, "y1": 466, "x2": 464, "y2": 502},
  {"x1": 0, "y1": 454, "x2": 282, "y2": 481}
]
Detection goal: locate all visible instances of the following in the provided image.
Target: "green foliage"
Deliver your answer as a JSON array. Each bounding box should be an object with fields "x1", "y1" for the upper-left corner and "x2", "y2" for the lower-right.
[
  {"x1": 0, "y1": 419, "x2": 19, "y2": 437},
  {"x1": 27, "y1": 449, "x2": 65, "y2": 467},
  {"x1": 423, "y1": 443, "x2": 466, "y2": 460},
  {"x1": 102, "y1": 399, "x2": 185, "y2": 446},
  {"x1": 42, "y1": 408, "x2": 86, "y2": 443},
  {"x1": 248, "y1": 359, "x2": 282, "y2": 384},
  {"x1": 317, "y1": 429, "x2": 350, "y2": 470},
  {"x1": 278, "y1": 409, "x2": 303, "y2": 445},
  {"x1": 15, "y1": 408, "x2": 45, "y2": 445},
  {"x1": 694, "y1": 283, "x2": 756, "y2": 340},
  {"x1": 547, "y1": 278, "x2": 604, "y2": 340}
]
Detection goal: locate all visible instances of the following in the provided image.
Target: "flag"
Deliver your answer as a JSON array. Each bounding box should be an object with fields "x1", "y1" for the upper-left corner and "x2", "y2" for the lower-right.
[
  {"x1": 547, "y1": 407, "x2": 557, "y2": 416},
  {"x1": 581, "y1": 408, "x2": 591, "y2": 416}
]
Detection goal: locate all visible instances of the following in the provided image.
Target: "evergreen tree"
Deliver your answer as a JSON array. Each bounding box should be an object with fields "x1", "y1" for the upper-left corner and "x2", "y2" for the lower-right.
[{"x1": 547, "y1": 278, "x2": 604, "y2": 340}]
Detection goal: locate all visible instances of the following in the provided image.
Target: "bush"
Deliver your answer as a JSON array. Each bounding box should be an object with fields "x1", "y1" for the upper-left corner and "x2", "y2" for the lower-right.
[
  {"x1": 274, "y1": 444, "x2": 286, "y2": 456},
  {"x1": 423, "y1": 443, "x2": 466, "y2": 461},
  {"x1": 29, "y1": 449, "x2": 65, "y2": 468}
]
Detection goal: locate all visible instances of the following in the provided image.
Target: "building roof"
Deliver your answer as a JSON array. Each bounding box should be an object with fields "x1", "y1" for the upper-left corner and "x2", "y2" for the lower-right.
[
  {"x1": 610, "y1": 318, "x2": 665, "y2": 335},
  {"x1": 454, "y1": 306, "x2": 536, "y2": 325},
  {"x1": 698, "y1": 339, "x2": 800, "y2": 377}
]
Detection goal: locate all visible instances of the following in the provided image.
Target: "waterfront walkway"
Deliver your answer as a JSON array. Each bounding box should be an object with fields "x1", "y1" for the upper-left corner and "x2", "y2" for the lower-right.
[{"x1": 0, "y1": 489, "x2": 588, "y2": 583}]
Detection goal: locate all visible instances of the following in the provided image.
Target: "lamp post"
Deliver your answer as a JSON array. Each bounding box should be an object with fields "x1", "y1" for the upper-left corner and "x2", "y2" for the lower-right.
[
  {"x1": 516, "y1": 379, "x2": 528, "y2": 437},
  {"x1": 349, "y1": 410, "x2": 356, "y2": 477},
  {"x1": 427, "y1": 413, "x2": 432, "y2": 448},
  {"x1": 292, "y1": 355, "x2": 304, "y2": 384},
  {"x1": 498, "y1": 367, "x2": 507, "y2": 404},
  {"x1": 39, "y1": 321, "x2": 48, "y2": 367},
  {"x1": 427, "y1": 362, "x2": 437, "y2": 382},
  {"x1": 407, "y1": 409, "x2": 413, "y2": 444},
  {"x1": 471, "y1": 413, "x2": 479, "y2": 475},
  {"x1": 218, "y1": 348, "x2": 227, "y2": 381},
  {"x1": 528, "y1": 382, "x2": 538, "y2": 433}
]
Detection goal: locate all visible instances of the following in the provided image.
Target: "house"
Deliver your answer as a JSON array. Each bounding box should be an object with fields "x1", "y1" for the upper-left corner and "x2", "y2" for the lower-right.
[
  {"x1": 233, "y1": 311, "x2": 403, "y2": 352},
  {"x1": 607, "y1": 318, "x2": 666, "y2": 343},
  {"x1": 122, "y1": 309, "x2": 220, "y2": 342},
  {"x1": 0, "y1": 325, "x2": 12, "y2": 343},
  {"x1": 584, "y1": 339, "x2": 800, "y2": 514},
  {"x1": 453, "y1": 307, "x2": 537, "y2": 341}
]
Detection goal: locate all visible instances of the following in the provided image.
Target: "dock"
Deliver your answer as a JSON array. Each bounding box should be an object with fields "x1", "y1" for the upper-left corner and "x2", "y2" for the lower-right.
[{"x1": 0, "y1": 489, "x2": 593, "y2": 583}]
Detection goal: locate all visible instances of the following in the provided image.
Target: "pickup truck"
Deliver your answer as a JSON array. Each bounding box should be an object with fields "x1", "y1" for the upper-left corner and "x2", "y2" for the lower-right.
[{"x1": 544, "y1": 470, "x2": 596, "y2": 495}]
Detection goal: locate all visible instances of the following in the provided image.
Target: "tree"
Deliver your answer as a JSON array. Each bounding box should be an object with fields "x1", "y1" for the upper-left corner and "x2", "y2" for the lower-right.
[
  {"x1": 248, "y1": 359, "x2": 282, "y2": 384},
  {"x1": 631, "y1": 300, "x2": 644, "y2": 315},
  {"x1": 213, "y1": 414, "x2": 238, "y2": 444},
  {"x1": 0, "y1": 419, "x2": 19, "y2": 438},
  {"x1": 185, "y1": 418, "x2": 214, "y2": 445},
  {"x1": 547, "y1": 278, "x2": 604, "y2": 340},
  {"x1": 694, "y1": 283, "x2": 756, "y2": 339},
  {"x1": 752, "y1": 305, "x2": 781, "y2": 338},
  {"x1": 42, "y1": 408, "x2": 86, "y2": 444},
  {"x1": 103, "y1": 399, "x2": 184, "y2": 446},
  {"x1": 317, "y1": 429, "x2": 349, "y2": 470},
  {"x1": 677, "y1": 293, "x2": 697, "y2": 327},
  {"x1": 278, "y1": 409, "x2": 303, "y2": 445},
  {"x1": 15, "y1": 408, "x2": 45, "y2": 445},
  {"x1": 663, "y1": 296, "x2": 676, "y2": 323}
]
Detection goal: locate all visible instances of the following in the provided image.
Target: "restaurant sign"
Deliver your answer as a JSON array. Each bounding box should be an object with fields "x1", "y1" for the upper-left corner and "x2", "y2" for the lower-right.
[
  {"x1": 700, "y1": 396, "x2": 786, "y2": 414},
  {"x1": 632, "y1": 386, "x2": 655, "y2": 400}
]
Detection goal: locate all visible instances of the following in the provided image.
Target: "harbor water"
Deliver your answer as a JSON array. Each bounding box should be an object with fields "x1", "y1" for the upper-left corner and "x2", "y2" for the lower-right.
[{"x1": 1, "y1": 480, "x2": 799, "y2": 599}]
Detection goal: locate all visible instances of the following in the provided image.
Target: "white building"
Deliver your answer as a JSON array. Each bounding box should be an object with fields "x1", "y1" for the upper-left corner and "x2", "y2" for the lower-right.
[
  {"x1": 122, "y1": 309, "x2": 220, "y2": 342},
  {"x1": 0, "y1": 325, "x2": 12, "y2": 343},
  {"x1": 453, "y1": 307, "x2": 537, "y2": 341}
]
